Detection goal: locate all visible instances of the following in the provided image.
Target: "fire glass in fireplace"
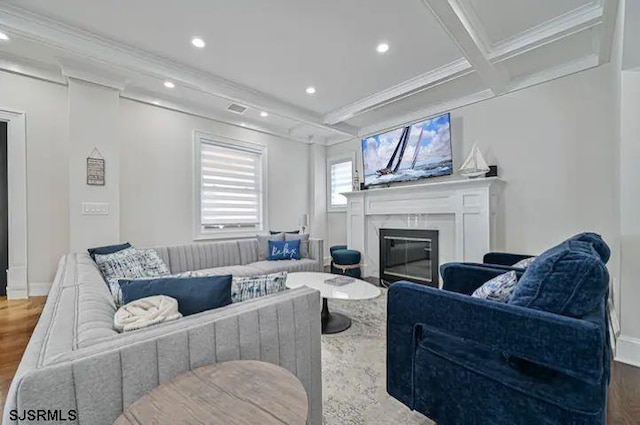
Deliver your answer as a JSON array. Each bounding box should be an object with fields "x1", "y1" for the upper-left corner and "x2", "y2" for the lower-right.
[{"x1": 379, "y1": 228, "x2": 439, "y2": 287}]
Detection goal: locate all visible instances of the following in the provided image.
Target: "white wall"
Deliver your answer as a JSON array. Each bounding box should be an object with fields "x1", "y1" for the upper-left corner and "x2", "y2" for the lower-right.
[
  {"x1": 327, "y1": 61, "x2": 621, "y2": 277},
  {"x1": 68, "y1": 79, "x2": 121, "y2": 252},
  {"x1": 118, "y1": 98, "x2": 311, "y2": 248},
  {"x1": 618, "y1": 69, "x2": 640, "y2": 365},
  {"x1": 0, "y1": 71, "x2": 69, "y2": 286}
]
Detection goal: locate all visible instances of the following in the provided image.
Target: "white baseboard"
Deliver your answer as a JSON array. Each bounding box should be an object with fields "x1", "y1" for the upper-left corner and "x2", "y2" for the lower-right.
[
  {"x1": 28, "y1": 281, "x2": 51, "y2": 296},
  {"x1": 6, "y1": 287, "x2": 28, "y2": 299},
  {"x1": 615, "y1": 335, "x2": 640, "y2": 368}
]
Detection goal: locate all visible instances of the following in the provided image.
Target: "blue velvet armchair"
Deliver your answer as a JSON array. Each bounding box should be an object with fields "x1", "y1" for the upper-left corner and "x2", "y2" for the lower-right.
[{"x1": 387, "y1": 239, "x2": 611, "y2": 425}]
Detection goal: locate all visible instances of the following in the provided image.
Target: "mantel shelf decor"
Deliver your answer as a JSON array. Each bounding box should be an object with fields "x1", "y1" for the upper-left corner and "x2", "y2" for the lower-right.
[{"x1": 87, "y1": 147, "x2": 105, "y2": 186}]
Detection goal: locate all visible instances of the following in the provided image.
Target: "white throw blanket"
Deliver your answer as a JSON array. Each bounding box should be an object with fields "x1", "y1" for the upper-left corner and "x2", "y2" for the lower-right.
[{"x1": 114, "y1": 295, "x2": 182, "y2": 332}]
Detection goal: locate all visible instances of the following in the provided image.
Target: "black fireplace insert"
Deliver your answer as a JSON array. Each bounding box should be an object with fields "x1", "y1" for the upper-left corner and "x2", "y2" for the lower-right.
[{"x1": 379, "y1": 228, "x2": 439, "y2": 287}]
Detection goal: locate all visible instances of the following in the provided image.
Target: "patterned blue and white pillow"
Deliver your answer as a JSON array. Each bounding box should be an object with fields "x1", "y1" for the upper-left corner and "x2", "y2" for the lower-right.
[
  {"x1": 137, "y1": 249, "x2": 171, "y2": 277},
  {"x1": 472, "y1": 271, "x2": 518, "y2": 303},
  {"x1": 231, "y1": 271, "x2": 288, "y2": 303},
  {"x1": 95, "y1": 248, "x2": 170, "y2": 306},
  {"x1": 513, "y1": 256, "x2": 537, "y2": 268}
]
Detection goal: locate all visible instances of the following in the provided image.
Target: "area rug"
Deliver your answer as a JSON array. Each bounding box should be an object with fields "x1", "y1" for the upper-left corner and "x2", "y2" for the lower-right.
[{"x1": 321, "y1": 288, "x2": 434, "y2": 425}]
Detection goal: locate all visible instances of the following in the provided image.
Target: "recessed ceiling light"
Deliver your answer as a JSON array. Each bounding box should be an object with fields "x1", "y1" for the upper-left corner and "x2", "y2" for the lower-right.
[
  {"x1": 153, "y1": 100, "x2": 160, "y2": 105},
  {"x1": 260, "y1": 111, "x2": 268, "y2": 117},
  {"x1": 305, "y1": 86, "x2": 316, "y2": 95},
  {"x1": 240, "y1": 122, "x2": 246, "y2": 127},
  {"x1": 0, "y1": 31, "x2": 9, "y2": 41},
  {"x1": 376, "y1": 42, "x2": 389, "y2": 53},
  {"x1": 164, "y1": 81, "x2": 175, "y2": 89},
  {"x1": 191, "y1": 37, "x2": 205, "y2": 48}
]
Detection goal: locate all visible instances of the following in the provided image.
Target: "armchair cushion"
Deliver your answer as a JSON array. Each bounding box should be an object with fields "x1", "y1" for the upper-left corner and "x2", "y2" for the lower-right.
[
  {"x1": 569, "y1": 232, "x2": 610, "y2": 263},
  {"x1": 509, "y1": 240, "x2": 609, "y2": 318}
]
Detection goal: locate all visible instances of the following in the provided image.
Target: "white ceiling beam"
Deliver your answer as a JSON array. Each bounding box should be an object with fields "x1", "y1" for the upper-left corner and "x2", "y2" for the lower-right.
[
  {"x1": 357, "y1": 89, "x2": 494, "y2": 140},
  {"x1": 597, "y1": 0, "x2": 620, "y2": 65},
  {"x1": 488, "y1": 3, "x2": 603, "y2": 63},
  {"x1": 323, "y1": 58, "x2": 472, "y2": 125},
  {"x1": 422, "y1": 0, "x2": 509, "y2": 95},
  {"x1": 0, "y1": 3, "x2": 357, "y2": 139}
]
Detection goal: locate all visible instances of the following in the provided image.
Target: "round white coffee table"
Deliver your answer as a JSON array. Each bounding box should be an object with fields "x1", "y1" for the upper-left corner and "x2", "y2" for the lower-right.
[{"x1": 286, "y1": 272, "x2": 381, "y2": 334}]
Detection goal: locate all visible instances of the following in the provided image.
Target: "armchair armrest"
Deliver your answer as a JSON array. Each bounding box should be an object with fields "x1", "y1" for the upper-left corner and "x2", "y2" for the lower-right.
[
  {"x1": 387, "y1": 282, "x2": 605, "y2": 406},
  {"x1": 483, "y1": 252, "x2": 534, "y2": 266},
  {"x1": 440, "y1": 263, "x2": 524, "y2": 295}
]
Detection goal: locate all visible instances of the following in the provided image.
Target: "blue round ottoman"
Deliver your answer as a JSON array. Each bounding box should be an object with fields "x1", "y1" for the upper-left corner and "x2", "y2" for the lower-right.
[{"x1": 330, "y1": 247, "x2": 362, "y2": 279}]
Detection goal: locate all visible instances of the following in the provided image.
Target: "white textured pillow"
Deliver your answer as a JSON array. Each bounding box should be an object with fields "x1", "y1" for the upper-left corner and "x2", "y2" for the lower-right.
[
  {"x1": 95, "y1": 248, "x2": 171, "y2": 306},
  {"x1": 232, "y1": 271, "x2": 288, "y2": 303},
  {"x1": 472, "y1": 271, "x2": 518, "y2": 303},
  {"x1": 513, "y1": 256, "x2": 537, "y2": 268}
]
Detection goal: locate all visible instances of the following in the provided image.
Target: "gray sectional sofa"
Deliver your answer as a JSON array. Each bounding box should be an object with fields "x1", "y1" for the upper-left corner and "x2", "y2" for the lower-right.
[{"x1": 3, "y1": 238, "x2": 324, "y2": 425}]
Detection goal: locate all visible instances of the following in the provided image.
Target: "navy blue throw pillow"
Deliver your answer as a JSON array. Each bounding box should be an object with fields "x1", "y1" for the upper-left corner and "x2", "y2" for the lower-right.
[
  {"x1": 88, "y1": 243, "x2": 132, "y2": 261},
  {"x1": 119, "y1": 275, "x2": 232, "y2": 316},
  {"x1": 268, "y1": 239, "x2": 301, "y2": 260},
  {"x1": 509, "y1": 240, "x2": 609, "y2": 318}
]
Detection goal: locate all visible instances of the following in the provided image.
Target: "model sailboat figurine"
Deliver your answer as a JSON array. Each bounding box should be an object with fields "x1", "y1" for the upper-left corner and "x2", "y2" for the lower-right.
[{"x1": 459, "y1": 143, "x2": 490, "y2": 178}]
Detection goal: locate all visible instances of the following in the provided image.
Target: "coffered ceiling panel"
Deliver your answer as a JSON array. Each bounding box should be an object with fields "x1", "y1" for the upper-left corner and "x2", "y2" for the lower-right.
[
  {"x1": 466, "y1": 0, "x2": 598, "y2": 45},
  {"x1": 501, "y1": 28, "x2": 597, "y2": 82}
]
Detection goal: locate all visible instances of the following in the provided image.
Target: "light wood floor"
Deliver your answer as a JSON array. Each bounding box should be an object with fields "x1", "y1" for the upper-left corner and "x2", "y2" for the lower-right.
[{"x1": 0, "y1": 295, "x2": 639, "y2": 423}]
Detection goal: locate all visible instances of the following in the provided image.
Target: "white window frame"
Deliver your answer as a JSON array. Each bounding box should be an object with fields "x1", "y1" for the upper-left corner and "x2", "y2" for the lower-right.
[
  {"x1": 193, "y1": 130, "x2": 268, "y2": 240},
  {"x1": 327, "y1": 152, "x2": 355, "y2": 212}
]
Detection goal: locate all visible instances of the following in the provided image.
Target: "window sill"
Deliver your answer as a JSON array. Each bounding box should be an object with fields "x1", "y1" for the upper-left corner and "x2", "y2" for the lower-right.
[{"x1": 194, "y1": 231, "x2": 261, "y2": 241}]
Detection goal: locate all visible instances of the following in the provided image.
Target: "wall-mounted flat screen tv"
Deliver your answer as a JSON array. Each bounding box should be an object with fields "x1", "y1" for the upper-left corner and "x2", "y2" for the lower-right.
[{"x1": 361, "y1": 112, "x2": 452, "y2": 188}]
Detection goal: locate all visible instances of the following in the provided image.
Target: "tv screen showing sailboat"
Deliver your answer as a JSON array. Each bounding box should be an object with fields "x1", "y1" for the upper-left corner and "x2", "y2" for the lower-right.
[{"x1": 361, "y1": 112, "x2": 453, "y2": 187}]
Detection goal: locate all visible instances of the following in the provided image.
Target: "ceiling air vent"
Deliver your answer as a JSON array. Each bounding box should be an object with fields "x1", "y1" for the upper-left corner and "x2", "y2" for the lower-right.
[{"x1": 227, "y1": 103, "x2": 247, "y2": 114}]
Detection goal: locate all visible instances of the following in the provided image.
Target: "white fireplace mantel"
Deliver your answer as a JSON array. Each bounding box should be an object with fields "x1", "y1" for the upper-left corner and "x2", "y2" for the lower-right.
[{"x1": 343, "y1": 177, "x2": 505, "y2": 279}]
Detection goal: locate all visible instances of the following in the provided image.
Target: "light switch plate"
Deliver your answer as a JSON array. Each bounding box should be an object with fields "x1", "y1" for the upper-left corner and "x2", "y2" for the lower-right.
[{"x1": 82, "y1": 202, "x2": 110, "y2": 215}]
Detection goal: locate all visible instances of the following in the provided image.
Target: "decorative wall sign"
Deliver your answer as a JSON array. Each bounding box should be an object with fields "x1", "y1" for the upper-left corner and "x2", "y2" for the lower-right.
[{"x1": 87, "y1": 148, "x2": 105, "y2": 186}]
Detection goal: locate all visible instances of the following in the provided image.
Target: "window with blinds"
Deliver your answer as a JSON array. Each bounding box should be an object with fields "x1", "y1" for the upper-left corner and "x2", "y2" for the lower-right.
[
  {"x1": 198, "y1": 140, "x2": 264, "y2": 232},
  {"x1": 329, "y1": 159, "x2": 353, "y2": 207}
]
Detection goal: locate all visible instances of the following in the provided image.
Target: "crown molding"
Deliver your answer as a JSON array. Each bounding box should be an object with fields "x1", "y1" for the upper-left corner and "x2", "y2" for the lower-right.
[
  {"x1": 0, "y1": 52, "x2": 66, "y2": 84},
  {"x1": 121, "y1": 93, "x2": 316, "y2": 145},
  {"x1": 488, "y1": 2, "x2": 604, "y2": 62},
  {"x1": 0, "y1": 3, "x2": 357, "y2": 138},
  {"x1": 323, "y1": 58, "x2": 472, "y2": 125},
  {"x1": 58, "y1": 58, "x2": 128, "y2": 91}
]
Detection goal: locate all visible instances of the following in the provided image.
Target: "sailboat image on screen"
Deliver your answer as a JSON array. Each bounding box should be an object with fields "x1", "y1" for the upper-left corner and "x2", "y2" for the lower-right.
[
  {"x1": 459, "y1": 143, "x2": 490, "y2": 178},
  {"x1": 361, "y1": 113, "x2": 453, "y2": 187}
]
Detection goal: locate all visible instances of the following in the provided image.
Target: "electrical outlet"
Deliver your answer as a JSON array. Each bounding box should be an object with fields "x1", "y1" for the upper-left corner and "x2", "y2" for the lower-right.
[{"x1": 82, "y1": 202, "x2": 110, "y2": 215}]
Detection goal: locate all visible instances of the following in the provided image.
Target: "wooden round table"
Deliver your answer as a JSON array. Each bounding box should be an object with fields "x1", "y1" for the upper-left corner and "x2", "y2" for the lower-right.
[{"x1": 114, "y1": 360, "x2": 308, "y2": 425}]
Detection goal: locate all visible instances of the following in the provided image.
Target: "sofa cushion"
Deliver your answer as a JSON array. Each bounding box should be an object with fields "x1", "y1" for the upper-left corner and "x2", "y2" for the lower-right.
[
  {"x1": 509, "y1": 240, "x2": 609, "y2": 318},
  {"x1": 87, "y1": 242, "x2": 131, "y2": 261},
  {"x1": 250, "y1": 259, "x2": 318, "y2": 274},
  {"x1": 167, "y1": 241, "x2": 242, "y2": 273},
  {"x1": 257, "y1": 233, "x2": 284, "y2": 261},
  {"x1": 285, "y1": 233, "x2": 310, "y2": 258},
  {"x1": 119, "y1": 275, "x2": 233, "y2": 316}
]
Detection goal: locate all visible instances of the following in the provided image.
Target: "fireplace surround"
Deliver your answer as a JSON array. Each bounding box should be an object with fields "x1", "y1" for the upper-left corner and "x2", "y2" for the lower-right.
[{"x1": 343, "y1": 177, "x2": 504, "y2": 284}]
